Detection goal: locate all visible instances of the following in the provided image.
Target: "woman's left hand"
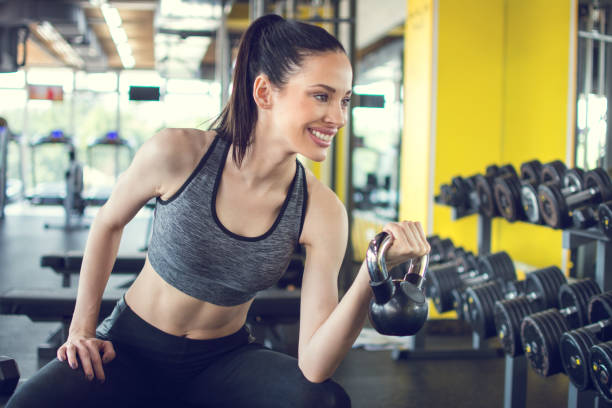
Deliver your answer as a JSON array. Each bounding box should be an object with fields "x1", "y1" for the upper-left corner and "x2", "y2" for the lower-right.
[{"x1": 381, "y1": 221, "x2": 430, "y2": 269}]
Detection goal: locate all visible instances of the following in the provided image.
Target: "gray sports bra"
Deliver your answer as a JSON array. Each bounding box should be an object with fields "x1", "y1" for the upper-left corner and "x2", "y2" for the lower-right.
[{"x1": 147, "y1": 133, "x2": 308, "y2": 306}]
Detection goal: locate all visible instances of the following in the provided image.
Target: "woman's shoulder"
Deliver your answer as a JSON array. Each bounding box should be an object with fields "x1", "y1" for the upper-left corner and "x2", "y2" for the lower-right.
[
  {"x1": 145, "y1": 128, "x2": 217, "y2": 169},
  {"x1": 300, "y1": 165, "x2": 348, "y2": 243}
]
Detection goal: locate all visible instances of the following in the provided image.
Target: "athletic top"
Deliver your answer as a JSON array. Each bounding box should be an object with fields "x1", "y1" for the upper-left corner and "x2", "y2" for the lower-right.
[{"x1": 147, "y1": 133, "x2": 308, "y2": 306}]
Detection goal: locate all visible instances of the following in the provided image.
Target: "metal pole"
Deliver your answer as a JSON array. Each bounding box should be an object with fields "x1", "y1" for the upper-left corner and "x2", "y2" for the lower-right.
[
  {"x1": 596, "y1": 240, "x2": 612, "y2": 292},
  {"x1": 116, "y1": 71, "x2": 121, "y2": 138},
  {"x1": 477, "y1": 214, "x2": 492, "y2": 255},
  {"x1": 250, "y1": 0, "x2": 265, "y2": 20},
  {"x1": 567, "y1": 384, "x2": 596, "y2": 408},
  {"x1": 503, "y1": 355, "x2": 527, "y2": 408},
  {"x1": 0, "y1": 126, "x2": 8, "y2": 219},
  {"x1": 583, "y1": 5, "x2": 594, "y2": 169},
  {"x1": 216, "y1": 1, "x2": 231, "y2": 107},
  {"x1": 597, "y1": 11, "x2": 606, "y2": 169}
]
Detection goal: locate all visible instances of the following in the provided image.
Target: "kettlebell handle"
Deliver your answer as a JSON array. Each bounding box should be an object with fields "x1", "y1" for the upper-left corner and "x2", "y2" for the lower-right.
[{"x1": 366, "y1": 232, "x2": 429, "y2": 289}]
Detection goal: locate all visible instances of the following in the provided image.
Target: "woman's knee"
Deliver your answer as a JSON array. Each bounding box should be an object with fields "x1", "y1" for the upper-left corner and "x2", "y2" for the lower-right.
[
  {"x1": 6, "y1": 359, "x2": 95, "y2": 408},
  {"x1": 297, "y1": 378, "x2": 351, "y2": 408}
]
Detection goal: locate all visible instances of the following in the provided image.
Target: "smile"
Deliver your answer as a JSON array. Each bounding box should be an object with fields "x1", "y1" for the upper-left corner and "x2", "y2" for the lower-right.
[{"x1": 309, "y1": 128, "x2": 334, "y2": 142}]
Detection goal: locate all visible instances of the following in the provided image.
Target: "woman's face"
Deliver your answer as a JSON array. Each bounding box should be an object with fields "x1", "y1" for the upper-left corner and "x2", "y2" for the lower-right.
[{"x1": 270, "y1": 51, "x2": 353, "y2": 162}]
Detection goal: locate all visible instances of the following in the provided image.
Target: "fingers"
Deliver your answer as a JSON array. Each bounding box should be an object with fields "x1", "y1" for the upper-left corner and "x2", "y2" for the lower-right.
[
  {"x1": 382, "y1": 221, "x2": 430, "y2": 259},
  {"x1": 101, "y1": 341, "x2": 116, "y2": 364},
  {"x1": 84, "y1": 341, "x2": 106, "y2": 382},
  {"x1": 61, "y1": 339, "x2": 113, "y2": 382}
]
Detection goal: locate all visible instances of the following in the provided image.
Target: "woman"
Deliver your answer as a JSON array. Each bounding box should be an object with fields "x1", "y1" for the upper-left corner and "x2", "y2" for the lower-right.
[{"x1": 7, "y1": 14, "x2": 430, "y2": 408}]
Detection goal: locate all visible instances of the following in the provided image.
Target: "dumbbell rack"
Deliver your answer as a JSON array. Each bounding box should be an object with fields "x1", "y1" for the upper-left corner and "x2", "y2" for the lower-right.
[
  {"x1": 436, "y1": 203, "x2": 612, "y2": 407},
  {"x1": 563, "y1": 229, "x2": 612, "y2": 408},
  {"x1": 392, "y1": 209, "x2": 502, "y2": 360}
]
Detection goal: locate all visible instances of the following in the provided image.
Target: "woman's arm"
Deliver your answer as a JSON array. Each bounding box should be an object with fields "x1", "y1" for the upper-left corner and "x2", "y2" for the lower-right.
[
  {"x1": 59, "y1": 128, "x2": 210, "y2": 381},
  {"x1": 297, "y1": 179, "x2": 429, "y2": 383}
]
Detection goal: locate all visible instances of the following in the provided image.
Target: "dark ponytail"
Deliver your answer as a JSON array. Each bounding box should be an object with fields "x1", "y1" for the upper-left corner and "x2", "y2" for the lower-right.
[{"x1": 210, "y1": 14, "x2": 346, "y2": 167}]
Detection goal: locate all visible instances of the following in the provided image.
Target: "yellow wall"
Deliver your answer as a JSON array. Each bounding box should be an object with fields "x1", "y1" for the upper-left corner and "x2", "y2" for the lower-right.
[
  {"x1": 400, "y1": 0, "x2": 435, "y2": 225},
  {"x1": 430, "y1": 0, "x2": 572, "y2": 268},
  {"x1": 433, "y1": 0, "x2": 505, "y2": 254},
  {"x1": 498, "y1": 0, "x2": 572, "y2": 267}
]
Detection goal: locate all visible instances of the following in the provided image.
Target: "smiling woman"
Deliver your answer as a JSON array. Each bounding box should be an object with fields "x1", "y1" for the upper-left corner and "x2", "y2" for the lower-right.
[{"x1": 6, "y1": 14, "x2": 430, "y2": 408}]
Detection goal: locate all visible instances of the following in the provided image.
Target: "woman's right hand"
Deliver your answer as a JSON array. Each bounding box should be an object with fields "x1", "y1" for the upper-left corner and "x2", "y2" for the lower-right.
[{"x1": 57, "y1": 331, "x2": 116, "y2": 383}]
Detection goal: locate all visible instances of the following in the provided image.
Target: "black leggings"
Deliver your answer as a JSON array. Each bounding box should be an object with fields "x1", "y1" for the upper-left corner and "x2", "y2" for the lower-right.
[{"x1": 7, "y1": 297, "x2": 351, "y2": 408}]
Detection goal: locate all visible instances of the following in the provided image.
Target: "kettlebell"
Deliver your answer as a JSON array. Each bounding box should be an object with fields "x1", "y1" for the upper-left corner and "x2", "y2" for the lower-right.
[{"x1": 367, "y1": 232, "x2": 429, "y2": 336}]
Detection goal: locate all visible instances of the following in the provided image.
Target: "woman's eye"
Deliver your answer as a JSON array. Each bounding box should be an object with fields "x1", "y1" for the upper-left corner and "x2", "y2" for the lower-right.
[
  {"x1": 341, "y1": 98, "x2": 351, "y2": 107},
  {"x1": 314, "y1": 94, "x2": 328, "y2": 102}
]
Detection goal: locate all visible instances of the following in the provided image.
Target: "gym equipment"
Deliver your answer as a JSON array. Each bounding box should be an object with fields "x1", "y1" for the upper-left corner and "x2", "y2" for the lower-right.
[
  {"x1": 598, "y1": 201, "x2": 612, "y2": 238},
  {"x1": 427, "y1": 251, "x2": 516, "y2": 315},
  {"x1": 367, "y1": 232, "x2": 429, "y2": 336},
  {"x1": 539, "y1": 168, "x2": 612, "y2": 229},
  {"x1": 438, "y1": 174, "x2": 480, "y2": 213},
  {"x1": 0, "y1": 356, "x2": 19, "y2": 397},
  {"x1": 427, "y1": 236, "x2": 455, "y2": 264},
  {"x1": 0, "y1": 286, "x2": 301, "y2": 361},
  {"x1": 85, "y1": 131, "x2": 133, "y2": 206},
  {"x1": 518, "y1": 160, "x2": 576, "y2": 225},
  {"x1": 493, "y1": 171, "x2": 524, "y2": 222},
  {"x1": 494, "y1": 266, "x2": 567, "y2": 356},
  {"x1": 28, "y1": 130, "x2": 88, "y2": 230},
  {"x1": 560, "y1": 292, "x2": 612, "y2": 392},
  {"x1": 0, "y1": 125, "x2": 7, "y2": 219},
  {"x1": 475, "y1": 164, "x2": 517, "y2": 218},
  {"x1": 520, "y1": 280, "x2": 602, "y2": 376},
  {"x1": 464, "y1": 279, "x2": 526, "y2": 338}
]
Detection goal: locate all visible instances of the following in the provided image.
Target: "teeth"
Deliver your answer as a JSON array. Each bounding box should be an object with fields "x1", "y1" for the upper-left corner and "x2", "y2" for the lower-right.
[{"x1": 310, "y1": 129, "x2": 333, "y2": 142}]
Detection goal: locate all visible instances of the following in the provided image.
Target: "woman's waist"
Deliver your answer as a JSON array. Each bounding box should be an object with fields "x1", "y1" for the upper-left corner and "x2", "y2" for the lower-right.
[{"x1": 124, "y1": 263, "x2": 253, "y2": 340}]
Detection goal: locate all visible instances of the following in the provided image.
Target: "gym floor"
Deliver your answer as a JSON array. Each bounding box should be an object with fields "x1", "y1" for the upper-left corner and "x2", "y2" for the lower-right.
[{"x1": 0, "y1": 203, "x2": 570, "y2": 407}]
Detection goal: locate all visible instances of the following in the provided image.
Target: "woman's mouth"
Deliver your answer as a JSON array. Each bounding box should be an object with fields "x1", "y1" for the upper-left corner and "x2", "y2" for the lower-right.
[{"x1": 308, "y1": 128, "x2": 335, "y2": 147}]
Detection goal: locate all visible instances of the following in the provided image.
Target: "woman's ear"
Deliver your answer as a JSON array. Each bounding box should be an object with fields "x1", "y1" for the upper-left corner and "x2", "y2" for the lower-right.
[{"x1": 253, "y1": 74, "x2": 273, "y2": 109}]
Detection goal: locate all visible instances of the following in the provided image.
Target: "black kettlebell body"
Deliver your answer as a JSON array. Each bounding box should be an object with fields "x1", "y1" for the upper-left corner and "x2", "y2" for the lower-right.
[{"x1": 367, "y1": 232, "x2": 429, "y2": 336}]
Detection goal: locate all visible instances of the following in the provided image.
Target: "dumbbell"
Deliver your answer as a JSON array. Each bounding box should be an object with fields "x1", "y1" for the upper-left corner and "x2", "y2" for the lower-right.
[
  {"x1": 539, "y1": 168, "x2": 612, "y2": 229},
  {"x1": 0, "y1": 356, "x2": 20, "y2": 397},
  {"x1": 519, "y1": 160, "x2": 575, "y2": 225},
  {"x1": 520, "y1": 279, "x2": 602, "y2": 376},
  {"x1": 560, "y1": 292, "x2": 612, "y2": 392},
  {"x1": 493, "y1": 266, "x2": 567, "y2": 356},
  {"x1": 428, "y1": 251, "x2": 516, "y2": 314},
  {"x1": 427, "y1": 236, "x2": 456, "y2": 264},
  {"x1": 475, "y1": 165, "x2": 518, "y2": 218},
  {"x1": 438, "y1": 175, "x2": 479, "y2": 210},
  {"x1": 464, "y1": 279, "x2": 527, "y2": 338},
  {"x1": 598, "y1": 202, "x2": 612, "y2": 238}
]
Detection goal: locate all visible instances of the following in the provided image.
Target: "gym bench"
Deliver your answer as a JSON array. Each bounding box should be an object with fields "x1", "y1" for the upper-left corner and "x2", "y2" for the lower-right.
[
  {"x1": 0, "y1": 287, "x2": 301, "y2": 361},
  {"x1": 41, "y1": 251, "x2": 146, "y2": 287}
]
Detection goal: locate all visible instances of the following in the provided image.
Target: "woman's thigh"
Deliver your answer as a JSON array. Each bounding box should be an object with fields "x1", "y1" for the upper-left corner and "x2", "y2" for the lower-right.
[
  {"x1": 179, "y1": 343, "x2": 351, "y2": 408},
  {"x1": 6, "y1": 351, "x2": 155, "y2": 408}
]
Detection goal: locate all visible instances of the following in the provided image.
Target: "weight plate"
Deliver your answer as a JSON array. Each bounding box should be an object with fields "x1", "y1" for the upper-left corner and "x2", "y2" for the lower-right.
[
  {"x1": 585, "y1": 168, "x2": 612, "y2": 204},
  {"x1": 520, "y1": 182, "x2": 541, "y2": 224},
  {"x1": 495, "y1": 297, "x2": 534, "y2": 356},
  {"x1": 494, "y1": 175, "x2": 524, "y2": 222},
  {"x1": 475, "y1": 174, "x2": 497, "y2": 217},
  {"x1": 485, "y1": 165, "x2": 500, "y2": 178},
  {"x1": 561, "y1": 328, "x2": 599, "y2": 391},
  {"x1": 451, "y1": 288, "x2": 466, "y2": 321},
  {"x1": 499, "y1": 164, "x2": 518, "y2": 178},
  {"x1": 559, "y1": 279, "x2": 601, "y2": 329},
  {"x1": 506, "y1": 280, "x2": 527, "y2": 297},
  {"x1": 589, "y1": 292, "x2": 612, "y2": 325},
  {"x1": 521, "y1": 309, "x2": 569, "y2": 377},
  {"x1": 520, "y1": 160, "x2": 543, "y2": 184},
  {"x1": 599, "y1": 202, "x2": 612, "y2": 238},
  {"x1": 466, "y1": 281, "x2": 505, "y2": 338},
  {"x1": 428, "y1": 264, "x2": 462, "y2": 313},
  {"x1": 525, "y1": 266, "x2": 567, "y2": 311},
  {"x1": 564, "y1": 168, "x2": 586, "y2": 192},
  {"x1": 538, "y1": 183, "x2": 571, "y2": 229},
  {"x1": 572, "y1": 207, "x2": 597, "y2": 230},
  {"x1": 451, "y1": 177, "x2": 470, "y2": 208},
  {"x1": 590, "y1": 341, "x2": 612, "y2": 402},
  {"x1": 541, "y1": 161, "x2": 568, "y2": 184}
]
